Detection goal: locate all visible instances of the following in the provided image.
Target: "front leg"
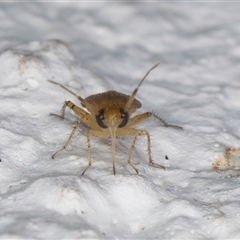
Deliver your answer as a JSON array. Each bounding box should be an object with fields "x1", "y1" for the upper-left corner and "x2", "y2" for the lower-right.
[
  {"x1": 51, "y1": 118, "x2": 82, "y2": 158},
  {"x1": 126, "y1": 111, "x2": 183, "y2": 129},
  {"x1": 116, "y1": 128, "x2": 165, "y2": 173},
  {"x1": 49, "y1": 101, "x2": 67, "y2": 119},
  {"x1": 51, "y1": 100, "x2": 101, "y2": 130},
  {"x1": 50, "y1": 101, "x2": 102, "y2": 162},
  {"x1": 82, "y1": 129, "x2": 110, "y2": 175},
  {"x1": 65, "y1": 101, "x2": 101, "y2": 130}
]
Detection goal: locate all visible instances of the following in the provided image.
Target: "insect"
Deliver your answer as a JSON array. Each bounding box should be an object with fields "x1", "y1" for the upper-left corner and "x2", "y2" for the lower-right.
[
  {"x1": 212, "y1": 147, "x2": 240, "y2": 170},
  {"x1": 48, "y1": 63, "x2": 182, "y2": 175}
]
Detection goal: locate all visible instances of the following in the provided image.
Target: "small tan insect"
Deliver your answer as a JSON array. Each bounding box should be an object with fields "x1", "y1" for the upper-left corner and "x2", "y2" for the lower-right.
[
  {"x1": 48, "y1": 63, "x2": 182, "y2": 175},
  {"x1": 213, "y1": 147, "x2": 240, "y2": 170}
]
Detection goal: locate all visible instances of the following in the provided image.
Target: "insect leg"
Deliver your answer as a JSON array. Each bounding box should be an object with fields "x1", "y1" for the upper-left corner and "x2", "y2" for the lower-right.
[
  {"x1": 65, "y1": 101, "x2": 101, "y2": 130},
  {"x1": 128, "y1": 129, "x2": 165, "y2": 171},
  {"x1": 151, "y1": 112, "x2": 183, "y2": 129},
  {"x1": 126, "y1": 111, "x2": 182, "y2": 129},
  {"x1": 81, "y1": 129, "x2": 109, "y2": 175},
  {"x1": 49, "y1": 102, "x2": 67, "y2": 119},
  {"x1": 116, "y1": 128, "x2": 165, "y2": 173},
  {"x1": 51, "y1": 118, "x2": 82, "y2": 159},
  {"x1": 139, "y1": 129, "x2": 165, "y2": 169},
  {"x1": 127, "y1": 134, "x2": 140, "y2": 174}
]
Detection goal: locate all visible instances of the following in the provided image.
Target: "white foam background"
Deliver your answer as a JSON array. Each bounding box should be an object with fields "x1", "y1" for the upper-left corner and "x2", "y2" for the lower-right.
[{"x1": 0, "y1": 2, "x2": 240, "y2": 239}]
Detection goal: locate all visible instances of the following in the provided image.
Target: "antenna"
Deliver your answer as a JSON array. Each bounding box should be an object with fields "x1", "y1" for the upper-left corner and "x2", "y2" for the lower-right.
[
  {"x1": 47, "y1": 79, "x2": 99, "y2": 112},
  {"x1": 124, "y1": 63, "x2": 160, "y2": 112}
]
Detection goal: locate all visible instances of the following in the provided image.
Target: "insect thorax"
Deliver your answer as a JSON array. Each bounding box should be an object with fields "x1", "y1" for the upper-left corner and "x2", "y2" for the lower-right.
[{"x1": 82, "y1": 90, "x2": 142, "y2": 112}]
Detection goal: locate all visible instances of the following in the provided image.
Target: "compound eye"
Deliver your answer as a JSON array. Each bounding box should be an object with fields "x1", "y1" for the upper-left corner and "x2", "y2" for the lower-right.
[
  {"x1": 118, "y1": 109, "x2": 129, "y2": 128},
  {"x1": 95, "y1": 109, "x2": 107, "y2": 128},
  {"x1": 121, "y1": 112, "x2": 126, "y2": 118},
  {"x1": 99, "y1": 113, "x2": 104, "y2": 120}
]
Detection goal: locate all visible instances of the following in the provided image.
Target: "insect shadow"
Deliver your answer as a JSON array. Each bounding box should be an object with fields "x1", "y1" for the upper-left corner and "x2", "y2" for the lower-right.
[{"x1": 48, "y1": 63, "x2": 182, "y2": 175}]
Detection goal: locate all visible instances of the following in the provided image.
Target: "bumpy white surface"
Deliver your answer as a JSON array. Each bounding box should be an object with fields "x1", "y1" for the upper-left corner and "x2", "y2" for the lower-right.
[{"x1": 1, "y1": 2, "x2": 240, "y2": 239}]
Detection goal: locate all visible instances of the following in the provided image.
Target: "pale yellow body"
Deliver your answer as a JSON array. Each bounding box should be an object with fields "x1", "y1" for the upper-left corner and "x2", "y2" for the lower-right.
[{"x1": 48, "y1": 63, "x2": 182, "y2": 175}]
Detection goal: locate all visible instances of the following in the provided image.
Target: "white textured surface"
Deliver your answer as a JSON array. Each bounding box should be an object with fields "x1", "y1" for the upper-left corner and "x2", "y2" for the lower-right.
[{"x1": 1, "y1": 2, "x2": 240, "y2": 239}]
